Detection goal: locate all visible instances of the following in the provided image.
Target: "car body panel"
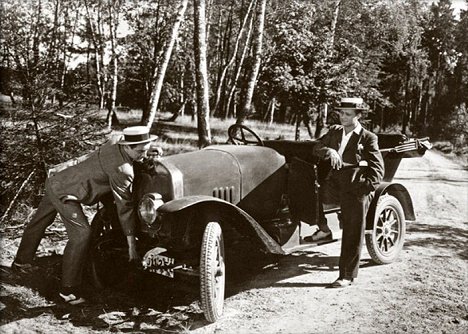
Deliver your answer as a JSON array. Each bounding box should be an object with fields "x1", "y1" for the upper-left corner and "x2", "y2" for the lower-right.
[
  {"x1": 133, "y1": 136, "x2": 428, "y2": 254},
  {"x1": 106, "y1": 130, "x2": 429, "y2": 260},
  {"x1": 366, "y1": 182, "x2": 415, "y2": 230},
  {"x1": 158, "y1": 195, "x2": 285, "y2": 255}
]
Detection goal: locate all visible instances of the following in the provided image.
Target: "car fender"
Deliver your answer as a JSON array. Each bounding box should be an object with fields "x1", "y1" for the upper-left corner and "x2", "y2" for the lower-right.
[
  {"x1": 366, "y1": 182, "x2": 416, "y2": 230},
  {"x1": 159, "y1": 195, "x2": 285, "y2": 255}
]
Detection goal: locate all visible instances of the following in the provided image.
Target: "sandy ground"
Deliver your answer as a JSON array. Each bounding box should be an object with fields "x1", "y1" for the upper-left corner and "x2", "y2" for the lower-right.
[{"x1": 1, "y1": 150, "x2": 467, "y2": 334}]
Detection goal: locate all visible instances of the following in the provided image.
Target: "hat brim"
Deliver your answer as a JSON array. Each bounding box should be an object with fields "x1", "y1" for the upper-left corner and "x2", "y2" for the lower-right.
[
  {"x1": 118, "y1": 135, "x2": 158, "y2": 145},
  {"x1": 335, "y1": 106, "x2": 368, "y2": 110}
]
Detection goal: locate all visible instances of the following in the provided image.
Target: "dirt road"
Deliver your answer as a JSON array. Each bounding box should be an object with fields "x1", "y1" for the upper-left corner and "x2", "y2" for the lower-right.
[{"x1": 1, "y1": 150, "x2": 467, "y2": 334}]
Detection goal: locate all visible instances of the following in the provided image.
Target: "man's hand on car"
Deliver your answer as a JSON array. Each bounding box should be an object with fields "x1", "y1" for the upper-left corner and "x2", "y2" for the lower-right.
[
  {"x1": 147, "y1": 145, "x2": 163, "y2": 159},
  {"x1": 328, "y1": 149, "x2": 343, "y2": 169}
]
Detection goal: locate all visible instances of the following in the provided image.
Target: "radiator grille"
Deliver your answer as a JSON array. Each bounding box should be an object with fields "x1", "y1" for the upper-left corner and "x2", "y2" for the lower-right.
[{"x1": 212, "y1": 186, "x2": 235, "y2": 203}]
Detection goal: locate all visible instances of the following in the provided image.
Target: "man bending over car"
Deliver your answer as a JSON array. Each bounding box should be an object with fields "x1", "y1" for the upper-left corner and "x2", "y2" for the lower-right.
[{"x1": 13, "y1": 126, "x2": 161, "y2": 304}]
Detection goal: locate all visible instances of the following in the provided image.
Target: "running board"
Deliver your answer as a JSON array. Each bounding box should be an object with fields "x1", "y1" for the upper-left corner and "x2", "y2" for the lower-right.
[{"x1": 282, "y1": 238, "x2": 339, "y2": 254}]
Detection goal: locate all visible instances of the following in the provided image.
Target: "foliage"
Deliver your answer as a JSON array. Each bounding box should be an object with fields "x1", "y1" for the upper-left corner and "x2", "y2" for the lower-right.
[
  {"x1": 0, "y1": 104, "x2": 109, "y2": 211},
  {"x1": 1, "y1": 0, "x2": 465, "y2": 134},
  {"x1": 0, "y1": 1, "x2": 466, "y2": 156}
]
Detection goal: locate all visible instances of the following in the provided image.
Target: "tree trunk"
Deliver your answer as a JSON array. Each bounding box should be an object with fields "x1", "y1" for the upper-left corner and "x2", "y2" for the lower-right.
[
  {"x1": 314, "y1": 104, "x2": 327, "y2": 138},
  {"x1": 212, "y1": 0, "x2": 256, "y2": 117},
  {"x1": 224, "y1": 7, "x2": 255, "y2": 119},
  {"x1": 269, "y1": 98, "x2": 276, "y2": 125},
  {"x1": 193, "y1": 0, "x2": 212, "y2": 148},
  {"x1": 315, "y1": 0, "x2": 341, "y2": 132},
  {"x1": 143, "y1": 0, "x2": 189, "y2": 127},
  {"x1": 59, "y1": 5, "x2": 79, "y2": 107},
  {"x1": 329, "y1": 0, "x2": 341, "y2": 51},
  {"x1": 295, "y1": 112, "x2": 301, "y2": 141},
  {"x1": 84, "y1": 0, "x2": 106, "y2": 109},
  {"x1": 106, "y1": 2, "x2": 120, "y2": 130},
  {"x1": 140, "y1": 0, "x2": 163, "y2": 122},
  {"x1": 212, "y1": 2, "x2": 234, "y2": 117},
  {"x1": 236, "y1": 0, "x2": 266, "y2": 125},
  {"x1": 402, "y1": 64, "x2": 411, "y2": 134}
]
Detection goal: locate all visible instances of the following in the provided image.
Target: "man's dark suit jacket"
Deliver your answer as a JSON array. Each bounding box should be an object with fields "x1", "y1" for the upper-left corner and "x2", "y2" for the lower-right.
[
  {"x1": 313, "y1": 124, "x2": 384, "y2": 195},
  {"x1": 48, "y1": 142, "x2": 136, "y2": 236}
]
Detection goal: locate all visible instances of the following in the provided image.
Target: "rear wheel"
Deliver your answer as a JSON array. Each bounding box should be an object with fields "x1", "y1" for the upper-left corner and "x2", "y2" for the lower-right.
[
  {"x1": 200, "y1": 222, "x2": 225, "y2": 323},
  {"x1": 366, "y1": 195, "x2": 406, "y2": 264}
]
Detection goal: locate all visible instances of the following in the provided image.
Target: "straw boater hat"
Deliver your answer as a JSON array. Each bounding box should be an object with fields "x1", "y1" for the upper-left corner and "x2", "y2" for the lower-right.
[
  {"x1": 335, "y1": 97, "x2": 368, "y2": 111},
  {"x1": 118, "y1": 126, "x2": 158, "y2": 145}
]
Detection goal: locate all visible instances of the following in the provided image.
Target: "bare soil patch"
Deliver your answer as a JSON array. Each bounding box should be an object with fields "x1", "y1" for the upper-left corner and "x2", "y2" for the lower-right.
[{"x1": 1, "y1": 150, "x2": 467, "y2": 334}]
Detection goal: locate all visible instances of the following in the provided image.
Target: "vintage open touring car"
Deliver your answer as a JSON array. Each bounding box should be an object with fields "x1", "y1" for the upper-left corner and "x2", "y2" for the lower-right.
[{"x1": 88, "y1": 124, "x2": 431, "y2": 322}]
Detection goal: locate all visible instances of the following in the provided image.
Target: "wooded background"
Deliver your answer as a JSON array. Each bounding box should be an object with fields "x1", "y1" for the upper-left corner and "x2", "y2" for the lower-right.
[{"x1": 0, "y1": 0, "x2": 467, "y2": 214}]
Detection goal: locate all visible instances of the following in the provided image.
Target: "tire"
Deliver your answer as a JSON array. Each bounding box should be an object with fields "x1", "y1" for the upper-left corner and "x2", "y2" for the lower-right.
[
  {"x1": 88, "y1": 230, "x2": 129, "y2": 289},
  {"x1": 365, "y1": 195, "x2": 406, "y2": 264},
  {"x1": 200, "y1": 222, "x2": 226, "y2": 323}
]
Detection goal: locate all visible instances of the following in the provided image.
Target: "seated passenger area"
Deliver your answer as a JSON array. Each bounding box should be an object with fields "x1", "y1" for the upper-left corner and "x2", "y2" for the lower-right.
[
  {"x1": 376, "y1": 133, "x2": 407, "y2": 149},
  {"x1": 263, "y1": 140, "x2": 321, "y2": 164},
  {"x1": 267, "y1": 132, "x2": 419, "y2": 220}
]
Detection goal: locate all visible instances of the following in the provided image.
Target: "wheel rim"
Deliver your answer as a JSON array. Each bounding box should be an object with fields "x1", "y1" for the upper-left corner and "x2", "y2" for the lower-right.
[{"x1": 375, "y1": 206, "x2": 401, "y2": 255}]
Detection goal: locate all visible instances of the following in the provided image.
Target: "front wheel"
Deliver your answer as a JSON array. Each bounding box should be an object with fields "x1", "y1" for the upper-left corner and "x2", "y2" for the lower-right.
[
  {"x1": 365, "y1": 195, "x2": 406, "y2": 264},
  {"x1": 88, "y1": 230, "x2": 129, "y2": 289},
  {"x1": 200, "y1": 222, "x2": 226, "y2": 323}
]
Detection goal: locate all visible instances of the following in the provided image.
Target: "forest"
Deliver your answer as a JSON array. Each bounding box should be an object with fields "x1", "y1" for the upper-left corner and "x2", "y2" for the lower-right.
[{"x1": 0, "y1": 0, "x2": 467, "y2": 213}]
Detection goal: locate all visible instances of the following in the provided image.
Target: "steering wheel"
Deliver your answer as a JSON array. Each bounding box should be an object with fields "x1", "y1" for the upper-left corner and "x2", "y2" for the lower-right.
[{"x1": 227, "y1": 124, "x2": 264, "y2": 146}]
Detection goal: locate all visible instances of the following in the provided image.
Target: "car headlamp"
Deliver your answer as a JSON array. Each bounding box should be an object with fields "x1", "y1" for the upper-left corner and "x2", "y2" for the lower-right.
[{"x1": 138, "y1": 193, "x2": 164, "y2": 226}]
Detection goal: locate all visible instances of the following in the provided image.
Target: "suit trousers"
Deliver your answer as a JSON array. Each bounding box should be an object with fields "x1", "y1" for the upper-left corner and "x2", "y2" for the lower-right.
[
  {"x1": 319, "y1": 170, "x2": 370, "y2": 279},
  {"x1": 15, "y1": 179, "x2": 91, "y2": 287}
]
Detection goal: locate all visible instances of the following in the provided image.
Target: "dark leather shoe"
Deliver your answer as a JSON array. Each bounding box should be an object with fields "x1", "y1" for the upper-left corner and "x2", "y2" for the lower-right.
[
  {"x1": 329, "y1": 278, "x2": 353, "y2": 288},
  {"x1": 303, "y1": 229, "x2": 332, "y2": 242},
  {"x1": 11, "y1": 261, "x2": 40, "y2": 274}
]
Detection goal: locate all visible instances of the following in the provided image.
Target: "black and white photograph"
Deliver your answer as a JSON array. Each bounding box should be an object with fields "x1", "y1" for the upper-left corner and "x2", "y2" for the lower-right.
[{"x1": 0, "y1": 0, "x2": 467, "y2": 333}]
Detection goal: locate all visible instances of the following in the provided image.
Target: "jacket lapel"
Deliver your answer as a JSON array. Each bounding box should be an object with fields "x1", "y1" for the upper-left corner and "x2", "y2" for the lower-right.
[{"x1": 342, "y1": 128, "x2": 364, "y2": 162}]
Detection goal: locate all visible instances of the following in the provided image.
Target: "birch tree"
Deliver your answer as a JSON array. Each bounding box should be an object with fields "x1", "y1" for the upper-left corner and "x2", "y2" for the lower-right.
[
  {"x1": 212, "y1": 0, "x2": 256, "y2": 117},
  {"x1": 193, "y1": 0, "x2": 212, "y2": 148},
  {"x1": 84, "y1": 0, "x2": 108, "y2": 109},
  {"x1": 224, "y1": 7, "x2": 255, "y2": 119},
  {"x1": 143, "y1": 0, "x2": 189, "y2": 127},
  {"x1": 106, "y1": 0, "x2": 121, "y2": 129},
  {"x1": 314, "y1": 0, "x2": 341, "y2": 138},
  {"x1": 236, "y1": 0, "x2": 266, "y2": 125}
]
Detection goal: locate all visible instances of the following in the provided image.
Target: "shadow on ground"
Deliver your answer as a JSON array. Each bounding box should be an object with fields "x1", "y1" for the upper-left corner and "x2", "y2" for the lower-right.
[
  {"x1": 0, "y1": 254, "x2": 205, "y2": 332},
  {"x1": 405, "y1": 222, "x2": 468, "y2": 259},
  {"x1": 0, "y1": 248, "x2": 371, "y2": 332}
]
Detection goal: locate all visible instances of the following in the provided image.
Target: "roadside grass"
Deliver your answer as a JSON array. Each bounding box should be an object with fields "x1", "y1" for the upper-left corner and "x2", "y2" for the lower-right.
[{"x1": 108, "y1": 108, "x2": 304, "y2": 155}]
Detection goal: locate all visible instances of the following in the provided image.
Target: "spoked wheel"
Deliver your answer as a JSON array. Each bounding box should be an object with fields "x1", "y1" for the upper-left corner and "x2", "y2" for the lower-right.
[
  {"x1": 200, "y1": 222, "x2": 226, "y2": 323},
  {"x1": 366, "y1": 195, "x2": 406, "y2": 264}
]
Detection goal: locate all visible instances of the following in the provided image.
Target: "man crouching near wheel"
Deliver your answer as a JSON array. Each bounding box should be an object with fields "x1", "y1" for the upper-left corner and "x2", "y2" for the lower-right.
[{"x1": 12, "y1": 126, "x2": 160, "y2": 305}]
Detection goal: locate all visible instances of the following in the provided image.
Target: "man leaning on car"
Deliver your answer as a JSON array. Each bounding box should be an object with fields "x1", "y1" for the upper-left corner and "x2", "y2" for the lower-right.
[
  {"x1": 305, "y1": 97, "x2": 384, "y2": 288},
  {"x1": 12, "y1": 126, "x2": 161, "y2": 305}
]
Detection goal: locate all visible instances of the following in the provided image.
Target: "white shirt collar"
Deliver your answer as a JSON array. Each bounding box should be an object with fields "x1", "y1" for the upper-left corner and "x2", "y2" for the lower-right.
[
  {"x1": 351, "y1": 122, "x2": 362, "y2": 135},
  {"x1": 338, "y1": 122, "x2": 362, "y2": 156}
]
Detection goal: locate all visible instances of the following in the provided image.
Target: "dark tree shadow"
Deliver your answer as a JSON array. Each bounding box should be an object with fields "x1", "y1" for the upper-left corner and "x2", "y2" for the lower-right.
[{"x1": 405, "y1": 222, "x2": 468, "y2": 259}]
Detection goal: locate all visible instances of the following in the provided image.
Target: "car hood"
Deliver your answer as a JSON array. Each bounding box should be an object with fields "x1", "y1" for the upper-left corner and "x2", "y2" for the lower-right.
[{"x1": 138, "y1": 145, "x2": 286, "y2": 203}]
